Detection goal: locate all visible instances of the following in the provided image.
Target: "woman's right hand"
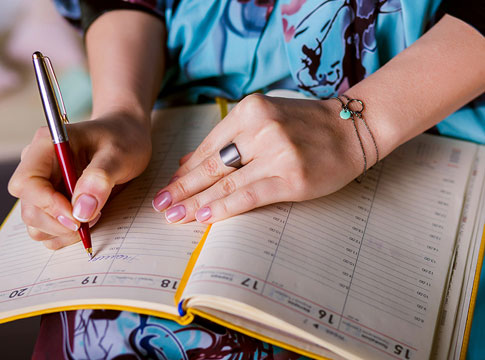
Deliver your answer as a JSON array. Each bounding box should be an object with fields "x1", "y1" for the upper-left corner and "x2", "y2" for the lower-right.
[
  {"x1": 8, "y1": 111, "x2": 152, "y2": 250},
  {"x1": 7, "y1": 6, "x2": 166, "y2": 249}
]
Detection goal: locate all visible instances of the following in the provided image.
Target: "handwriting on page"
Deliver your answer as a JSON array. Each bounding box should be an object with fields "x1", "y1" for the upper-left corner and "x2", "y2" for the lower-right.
[{"x1": 0, "y1": 106, "x2": 218, "y2": 313}]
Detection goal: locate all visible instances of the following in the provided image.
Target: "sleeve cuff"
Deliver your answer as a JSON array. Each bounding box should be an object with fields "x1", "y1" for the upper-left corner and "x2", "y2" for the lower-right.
[{"x1": 80, "y1": 0, "x2": 164, "y2": 33}]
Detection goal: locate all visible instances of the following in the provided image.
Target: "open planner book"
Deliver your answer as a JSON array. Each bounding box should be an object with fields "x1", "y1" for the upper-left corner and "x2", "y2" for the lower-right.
[{"x1": 1, "y1": 102, "x2": 484, "y2": 360}]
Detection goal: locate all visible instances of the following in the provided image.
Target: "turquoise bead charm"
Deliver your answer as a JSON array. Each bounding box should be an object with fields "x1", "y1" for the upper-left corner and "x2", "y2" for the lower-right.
[{"x1": 339, "y1": 108, "x2": 351, "y2": 119}]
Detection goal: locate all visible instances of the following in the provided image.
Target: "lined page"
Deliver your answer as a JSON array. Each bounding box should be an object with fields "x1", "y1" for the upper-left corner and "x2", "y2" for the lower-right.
[
  {"x1": 448, "y1": 146, "x2": 485, "y2": 359},
  {"x1": 183, "y1": 134, "x2": 478, "y2": 360},
  {"x1": 430, "y1": 146, "x2": 485, "y2": 359},
  {"x1": 0, "y1": 105, "x2": 218, "y2": 321}
]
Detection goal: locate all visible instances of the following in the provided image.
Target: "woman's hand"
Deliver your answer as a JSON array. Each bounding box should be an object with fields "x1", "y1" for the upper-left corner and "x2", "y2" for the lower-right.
[
  {"x1": 8, "y1": 112, "x2": 152, "y2": 249},
  {"x1": 152, "y1": 14, "x2": 485, "y2": 225},
  {"x1": 152, "y1": 94, "x2": 375, "y2": 224},
  {"x1": 7, "y1": 8, "x2": 166, "y2": 250}
]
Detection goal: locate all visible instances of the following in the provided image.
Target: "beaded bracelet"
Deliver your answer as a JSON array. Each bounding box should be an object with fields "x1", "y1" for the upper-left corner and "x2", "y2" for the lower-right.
[{"x1": 333, "y1": 95, "x2": 379, "y2": 181}]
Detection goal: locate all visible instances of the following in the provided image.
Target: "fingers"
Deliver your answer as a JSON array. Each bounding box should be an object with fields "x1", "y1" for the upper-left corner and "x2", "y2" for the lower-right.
[
  {"x1": 26, "y1": 226, "x2": 80, "y2": 250},
  {"x1": 174, "y1": 109, "x2": 246, "y2": 176},
  {"x1": 71, "y1": 148, "x2": 128, "y2": 222},
  {"x1": 27, "y1": 226, "x2": 54, "y2": 241},
  {"x1": 162, "y1": 162, "x2": 259, "y2": 222},
  {"x1": 22, "y1": 203, "x2": 78, "y2": 235},
  {"x1": 42, "y1": 235, "x2": 82, "y2": 251},
  {"x1": 15, "y1": 179, "x2": 75, "y2": 225},
  {"x1": 69, "y1": 118, "x2": 152, "y2": 223},
  {"x1": 20, "y1": 144, "x2": 31, "y2": 161},
  {"x1": 170, "y1": 175, "x2": 287, "y2": 224},
  {"x1": 10, "y1": 115, "x2": 153, "y2": 248},
  {"x1": 158, "y1": 160, "x2": 289, "y2": 224},
  {"x1": 24, "y1": 206, "x2": 81, "y2": 250},
  {"x1": 199, "y1": 177, "x2": 287, "y2": 223},
  {"x1": 152, "y1": 94, "x2": 362, "y2": 226},
  {"x1": 153, "y1": 94, "x2": 282, "y2": 223},
  {"x1": 153, "y1": 121, "x2": 258, "y2": 212},
  {"x1": 179, "y1": 151, "x2": 194, "y2": 166},
  {"x1": 25, "y1": 208, "x2": 101, "y2": 250},
  {"x1": 153, "y1": 150, "x2": 240, "y2": 213},
  {"x1": 9, "y1": 129, "x2": 80, "y2": 231},
  {"x1": 26, "y1": 223, "x2": 79, "y2": 250}
]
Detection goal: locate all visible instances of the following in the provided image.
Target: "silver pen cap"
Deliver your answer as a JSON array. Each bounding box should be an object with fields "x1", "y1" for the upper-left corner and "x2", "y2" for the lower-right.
[{"x1": 32, "y1": 51, "x2": 69, "y2": 144}]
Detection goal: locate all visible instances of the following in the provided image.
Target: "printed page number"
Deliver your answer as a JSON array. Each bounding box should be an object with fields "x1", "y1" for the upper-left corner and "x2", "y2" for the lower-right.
[{"x1": 9, "y1": 288, "x2": 28, "y2": 298}]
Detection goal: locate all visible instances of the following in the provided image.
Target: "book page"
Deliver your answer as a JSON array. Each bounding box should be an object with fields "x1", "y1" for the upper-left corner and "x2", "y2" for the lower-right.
[
  {"x1": 431, "y1": 146, "x2": 485, "y2": 359},
  {"x1": 449, "y1": 150, "x2": 485, "y2": 359},
  {"x1": 182, "y1": 134, "x2": 479, "y2": 360},
  {"x1": 0, "y1": 105, "x2": 218, "y2": 322}
]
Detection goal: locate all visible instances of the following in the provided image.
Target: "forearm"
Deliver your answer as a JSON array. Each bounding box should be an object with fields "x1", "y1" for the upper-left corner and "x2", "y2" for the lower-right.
[
  {"x1": 344, "y1": 14, "x2": 485, "y2": 165},
  {"x1": 85, "y1": 10, "x2": 166, "y2": 128}
]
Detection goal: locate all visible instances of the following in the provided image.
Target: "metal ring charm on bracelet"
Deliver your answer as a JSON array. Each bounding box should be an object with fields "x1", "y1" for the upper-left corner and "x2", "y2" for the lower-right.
[{"x1": 220, "y1": 143, "x2": 242, "y2": 169}]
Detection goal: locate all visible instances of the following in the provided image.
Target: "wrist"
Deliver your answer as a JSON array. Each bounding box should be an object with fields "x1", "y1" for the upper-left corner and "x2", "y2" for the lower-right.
[
  {"x1": 344, "y1": 90, "x2": 407, "y2": 160},
  {"x1": 91, "y1": 101, "x2": 152, "y2": 131},
  {"x1": 321, "y1": 96, "x2": 382, "y2": 178}
]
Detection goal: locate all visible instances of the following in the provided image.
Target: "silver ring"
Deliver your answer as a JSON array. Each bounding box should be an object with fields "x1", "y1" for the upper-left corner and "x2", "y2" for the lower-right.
[{"x1": 219, "y1": 143, "x2": 242, "y2": 169}]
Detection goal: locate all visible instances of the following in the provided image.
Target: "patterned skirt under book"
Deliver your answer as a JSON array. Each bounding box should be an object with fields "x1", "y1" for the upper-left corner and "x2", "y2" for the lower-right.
[{"x1": 33, "y1": 310, "x2": 310, "y2": 360}]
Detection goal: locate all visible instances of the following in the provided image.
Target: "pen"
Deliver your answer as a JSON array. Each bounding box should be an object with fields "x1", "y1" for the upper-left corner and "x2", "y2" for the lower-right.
[{"x1": 32, "y1": 51, "x2": 93, "y2": 259}]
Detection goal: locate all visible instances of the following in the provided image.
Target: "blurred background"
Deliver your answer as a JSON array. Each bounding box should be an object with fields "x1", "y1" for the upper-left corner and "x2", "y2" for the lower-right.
[
  {"x1": 0, "y1": 0, "x2": 91, "y2": 159},
  {"x1": 0, "y1": 0, "x2": 91, "y2": 357}
]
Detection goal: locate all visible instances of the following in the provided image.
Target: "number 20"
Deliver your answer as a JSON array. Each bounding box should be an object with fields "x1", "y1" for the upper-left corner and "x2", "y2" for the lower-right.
[{"x1": 9, "y1": 288, "x2": 28, "y2": 298}]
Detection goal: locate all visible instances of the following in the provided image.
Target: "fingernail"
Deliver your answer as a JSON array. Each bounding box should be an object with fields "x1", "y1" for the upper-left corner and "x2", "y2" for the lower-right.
[
  {"x1": 165, "y1": 205, "x2": 186, "y2": 223},
  {"x1": 57, "y1": 215, "x2": 79, "y2": 231},
  {"x1": 195, "y1": 207, "x2": 212, "y2": 222},
  {"x1": 152, "y1": 191, "x2": 172, "y2": 212},
  {"x1": 168, "y1": 176, "x2": 179, "y2": 185},
  {"x1": 89, "y1": 212, "x2": 102, "y2": 228},
  {"x1": 73, "y1": 194, "x2": 98, "y2": 222}
]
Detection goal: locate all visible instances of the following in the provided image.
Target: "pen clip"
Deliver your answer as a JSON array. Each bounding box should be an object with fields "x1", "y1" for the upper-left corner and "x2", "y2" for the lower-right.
[{"x1": 44, "y1": 56, "x2": 69, "y2": 124}]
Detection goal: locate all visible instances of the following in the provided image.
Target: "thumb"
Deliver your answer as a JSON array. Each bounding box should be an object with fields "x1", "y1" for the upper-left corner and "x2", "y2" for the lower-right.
[
  {"x1": 71, "y1": 150, "x2": 126, "y2": 222},
  {"x1": 179, "y1": 151, "x2": 194, "y2": 166}
]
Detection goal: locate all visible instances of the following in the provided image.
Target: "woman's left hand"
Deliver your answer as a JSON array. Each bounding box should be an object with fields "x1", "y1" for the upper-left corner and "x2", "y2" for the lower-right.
[
  {"x1": 152, "y1": 14, "x2": 485, "y2": 225},
  {"x1": 152, "y1": 94, "x2": 376, "y2": 224}
]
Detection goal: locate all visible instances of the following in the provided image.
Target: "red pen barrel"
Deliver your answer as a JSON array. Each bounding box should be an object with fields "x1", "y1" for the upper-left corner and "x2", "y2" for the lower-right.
[
  {"x1": 54, "y1": 142, "x2": 77, "y2": 196},
  {"x1": 53, "y1": 142, "x2": 93, "y2": 252},
  {"x1": 77, "y1": 223, "x2": 92, "y2": 251}
]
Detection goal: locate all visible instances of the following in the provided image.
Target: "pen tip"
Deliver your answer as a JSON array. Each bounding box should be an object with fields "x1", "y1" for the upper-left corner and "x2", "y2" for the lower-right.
[{"x1": 86, "y1": 247, "x2": 93, "y2": 259}]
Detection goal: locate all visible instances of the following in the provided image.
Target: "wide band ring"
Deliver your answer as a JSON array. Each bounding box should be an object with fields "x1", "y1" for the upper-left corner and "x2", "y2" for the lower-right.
[{"x1": 219, "y1": 143, "x2": 242, "y2": 169}]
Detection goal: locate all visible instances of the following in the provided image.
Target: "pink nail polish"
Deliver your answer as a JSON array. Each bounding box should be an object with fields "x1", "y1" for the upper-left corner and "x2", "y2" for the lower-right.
[
  {"x1": 152, "y1": 191, "x2": 172, "y2": 212},
  {"x1": 195, "y1": 207, "x2": 212, "y2": 222},
  {"x1": 57, "y1": 215, "x2": 79, "y2": 231},
  {"x1": 165, "y1": 205, "x2": 186, "y2": 223},
  {"x1": 72, "y1": 194, "x2": 98, "y2": 222}
]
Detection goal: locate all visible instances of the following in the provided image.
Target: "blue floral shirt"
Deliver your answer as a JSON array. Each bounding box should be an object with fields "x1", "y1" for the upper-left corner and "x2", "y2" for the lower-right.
[{"x1": 54, "y1": 0, "x2": 485, "y2": 143}]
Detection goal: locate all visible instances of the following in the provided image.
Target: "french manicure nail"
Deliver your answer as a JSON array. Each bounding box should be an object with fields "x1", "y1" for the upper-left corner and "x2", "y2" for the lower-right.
[
  {"x1": 152, "y1": 191, "x2": 172, "y2": 212},
  {"x1": 72, "y1": 194, "x2": 98, "y2": 222},
  {"x1": 165, "y1": 205, "x2": 186, "y2": 223},
  {"x1": 57, "y1": 215, "x2": 79, "y2": 231},
  {"x1": 195, "y1": 207, "x2": 212, "y2": 222},
  {"x1": 89, "y1": 212, "x2": 102, "y2": 228}
]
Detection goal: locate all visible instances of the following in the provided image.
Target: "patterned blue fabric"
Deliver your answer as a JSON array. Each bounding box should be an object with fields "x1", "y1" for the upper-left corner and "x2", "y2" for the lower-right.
[
  {"x1": 33, "y1": 310, "x2": 308, "y2": 359},
  {"x1": 53, "y1": 0, "x2": 485, "y2": 143}
]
